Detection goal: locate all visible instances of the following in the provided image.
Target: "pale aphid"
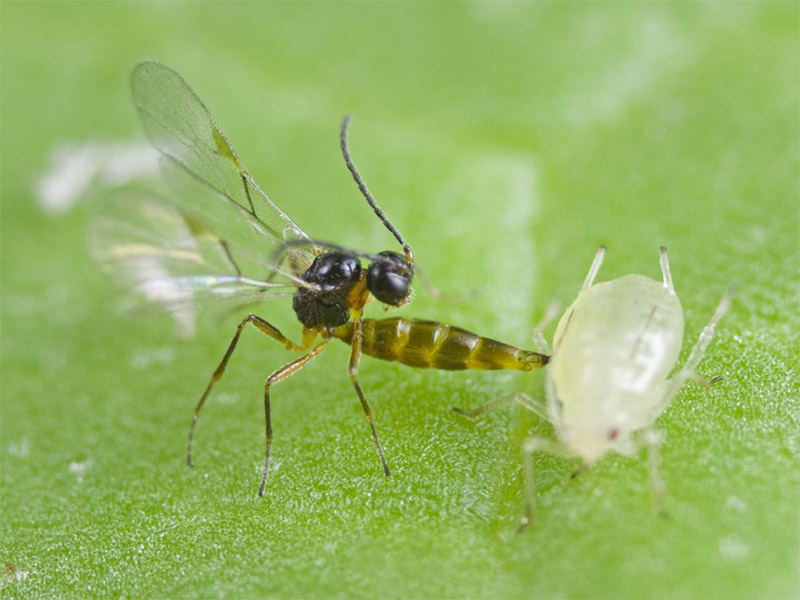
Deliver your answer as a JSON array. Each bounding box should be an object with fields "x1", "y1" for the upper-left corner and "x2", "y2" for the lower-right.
[{"x1": 457, "y1": 246, "x2": 731, "y2": 530}]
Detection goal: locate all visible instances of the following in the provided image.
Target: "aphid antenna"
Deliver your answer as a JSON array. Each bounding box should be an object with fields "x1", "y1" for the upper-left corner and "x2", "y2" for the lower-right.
[{"x1": 340, "y1": 115, "x2": 414, "y2": 267}]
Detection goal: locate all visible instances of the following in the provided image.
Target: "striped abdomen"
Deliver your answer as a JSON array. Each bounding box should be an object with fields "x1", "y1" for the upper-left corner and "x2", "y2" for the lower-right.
[{"x1": 333, "y1": 317, "x2": 548, "y2": 371}]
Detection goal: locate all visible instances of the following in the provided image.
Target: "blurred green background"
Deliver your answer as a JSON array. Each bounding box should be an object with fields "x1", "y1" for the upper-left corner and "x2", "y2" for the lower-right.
[{"x1": 2, "y1": 2, "x2": 798, "y2": 598}]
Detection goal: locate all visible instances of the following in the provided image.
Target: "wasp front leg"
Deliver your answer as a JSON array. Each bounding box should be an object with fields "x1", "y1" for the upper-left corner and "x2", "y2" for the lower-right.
[{"x1": 187, "y1": 314, "x2": 308, "y2": 470}]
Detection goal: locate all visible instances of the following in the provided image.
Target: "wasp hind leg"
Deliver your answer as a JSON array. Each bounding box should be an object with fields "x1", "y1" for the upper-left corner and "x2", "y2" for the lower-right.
[
  {"x1": 187, "y1": 315, "x2": 308, "y2": 470},
  {"x1": 348, "y1": 316, "x2": 391, "y2": 477}
]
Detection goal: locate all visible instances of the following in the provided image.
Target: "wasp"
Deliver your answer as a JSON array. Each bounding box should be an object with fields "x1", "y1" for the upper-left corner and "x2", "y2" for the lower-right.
[{"x1": 90, "y1": 61, "x2": 548, "y2": 495}]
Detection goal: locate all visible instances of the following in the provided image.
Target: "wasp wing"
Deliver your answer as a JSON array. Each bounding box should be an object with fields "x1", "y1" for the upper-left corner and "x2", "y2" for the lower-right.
[
  {"x1": 130, "y1": 61, "x2": 310, "y2": 249},
  {"x1": 89, "y1": 189, "x2": 316, "y2": 336}
]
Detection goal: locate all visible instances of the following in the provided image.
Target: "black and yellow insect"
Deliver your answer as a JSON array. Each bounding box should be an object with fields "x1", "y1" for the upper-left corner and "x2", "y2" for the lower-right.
[
  {"x1": 334, "y1": 317, "x2": 547, "y2": 371},
  {"x1": 90, "y1": 61, "x2": 548, "y2": 495}
]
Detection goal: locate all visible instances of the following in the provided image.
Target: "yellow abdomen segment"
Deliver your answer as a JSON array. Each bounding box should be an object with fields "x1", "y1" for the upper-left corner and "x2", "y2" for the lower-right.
[{"x1": 334, "y1": 317, "x2": 548, "y2": 371}]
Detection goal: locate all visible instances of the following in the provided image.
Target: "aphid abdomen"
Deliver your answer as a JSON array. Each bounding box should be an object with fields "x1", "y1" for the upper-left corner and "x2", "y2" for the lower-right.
[
  {"x1": 549, "y1": 274, "x2": 685, "y2": 461},
  {"x1": 334, "y1": 318, "x2": 547, "y2": 371},
  {"x1": 552, "y1": 276, "x2": 683, "y2": 416}
]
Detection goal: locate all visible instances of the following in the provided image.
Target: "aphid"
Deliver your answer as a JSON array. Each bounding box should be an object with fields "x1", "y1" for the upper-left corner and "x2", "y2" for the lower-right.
[
  {"x1": 90, "y1": 62, "x2": 421, "y2": 495},
  {"x1": 456, "y1": 246, "x2": 731, "y2": 529}
]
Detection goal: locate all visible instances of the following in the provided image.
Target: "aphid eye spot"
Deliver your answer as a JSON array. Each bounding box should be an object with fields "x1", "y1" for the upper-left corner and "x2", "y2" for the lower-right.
[{"x1": 608, "y1": 428, "x2": 619, "y2": 440}]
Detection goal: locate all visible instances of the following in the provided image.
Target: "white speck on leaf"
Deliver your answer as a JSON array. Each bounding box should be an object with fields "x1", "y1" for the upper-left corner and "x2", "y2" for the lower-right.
[
  {"x1": 35, "y1": 140, "x2": 160, "y2": 215},
  {"x1": 718, "y1": 535, "x2": 750, "y2": 562},
  {"x1": 7, "y1": 438, "x2": 30, "y2": 459},
  {"x1": 69, "y1": 458, "x2": 94, "y2": 483}
]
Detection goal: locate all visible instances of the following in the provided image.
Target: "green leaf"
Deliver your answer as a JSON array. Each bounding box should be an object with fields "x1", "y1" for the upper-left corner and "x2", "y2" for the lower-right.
[{"x1": 2, "y1": 3, "x2": 797, "y2": 598}]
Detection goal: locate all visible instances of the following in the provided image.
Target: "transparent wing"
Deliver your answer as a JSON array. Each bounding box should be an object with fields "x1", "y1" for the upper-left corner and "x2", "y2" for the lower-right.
[
  {"x1": 157, "y1": 156, "x2": 317, "y2": 276},
  {"x1": 88, "y1": 189, "x2": 317, "y2": 335},
  {"x1": 130, "y1": 60, "x2": 310, "y2": 247}
]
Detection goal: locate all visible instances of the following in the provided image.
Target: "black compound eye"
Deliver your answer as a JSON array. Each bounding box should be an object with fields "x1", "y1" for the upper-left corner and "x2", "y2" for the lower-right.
[
  {"x1": 309, "y1": 253, "x2": 361, "y2": 284},
  {"x1": 367, "y1": 252, "x2": 412, "y2": 305}
]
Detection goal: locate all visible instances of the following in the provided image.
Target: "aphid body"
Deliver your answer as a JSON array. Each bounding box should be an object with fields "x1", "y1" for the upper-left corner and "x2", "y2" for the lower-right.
[
  {"x1": 457, "y1": 246, "x2": 730, "y2": 529},
  {"x1": 548, "y1": 248, "x2": 685, "y2": 464}
]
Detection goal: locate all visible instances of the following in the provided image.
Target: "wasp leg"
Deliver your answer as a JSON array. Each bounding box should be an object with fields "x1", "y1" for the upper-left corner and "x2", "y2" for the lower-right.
[
  {"x1": 348, "y1": 316, "x2": 391, "y2": 477},
  {"x1": 519, "y1": 437, "x2": 574, "y2": 532},
  {"x1": 187, "y1": 314, "x2": 308, "y2": 469},
  {"x1": 258, "y1": 340, "x2": 329, "y2": 496},
  {"x1": 653, "y1": 289, "x2": 731, "y2": 416},
  {"x1": 452, "y1": 392, "x2": 550, "y2": 423}
]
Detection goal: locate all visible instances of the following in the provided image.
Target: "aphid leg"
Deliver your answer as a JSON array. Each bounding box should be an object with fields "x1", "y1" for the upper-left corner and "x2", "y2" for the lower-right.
[
  {"x1": 452, "y1": 392, "x2": 550, "y2": 423},
  {"x1": 687, "y1": 372, "x2": 725, "y2": 387},
  {"x1": 187, "y1": 314, "x2": 308, "y2": 469},
  {"x1": 679, "y1": 288, "x2": 732, "y2": 375},
  {"x1": 687, "y1": 372, "x2": 714, "y2": 386},
  {"x1": 348, "y1": 316, "x2": 391, "y2": 477},
  {"x1": 544, "y1": 373, "x2": 564, "y2": 430},
  {"x1": 643, "y1": 428, "x2": 667, "y2": 516},
  {"x1": 258, "y1": 340, "x2": 329, "y2": 496},
  {"x1": 519, "y1": 437, "x2": 573, "y2": 531},
  {"x1": 658, "y1": 246, "x2": 674, "y2": 292},
  {"x1": 580, "y1": 246, "x2": 607, "y2": 292},
  {"x1": 531, "y1": 300, "x2": 561, "y2": 354},
  {"x1": 570, "y1": 463, "x2": 589, "y2": 479},
  {"x1": 654, "y1": 289, "x2": 732, "y2": 416}
]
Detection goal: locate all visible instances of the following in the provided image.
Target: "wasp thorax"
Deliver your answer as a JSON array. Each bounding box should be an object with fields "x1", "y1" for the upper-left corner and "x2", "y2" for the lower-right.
[
  {"x1": 366, "y1": 251, "x2": 412, "y2": 306},
  {"x1": 306, "y1": 253, "x2": 362, "y2": 287},
  {"x1": 292, "y1": 252, "x2": 362, "y2": 329}
]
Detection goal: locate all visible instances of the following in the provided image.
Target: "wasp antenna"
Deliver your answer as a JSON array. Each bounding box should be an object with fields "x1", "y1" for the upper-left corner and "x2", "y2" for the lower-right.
[{"x1": 340, "y1": 115, "x2": 414, "y2": 265}]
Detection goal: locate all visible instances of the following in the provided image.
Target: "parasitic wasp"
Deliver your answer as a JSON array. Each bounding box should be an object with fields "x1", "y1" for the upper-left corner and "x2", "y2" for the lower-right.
[{"x1": 91, "y1": 61, "x2": 550, "y2": 496}]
